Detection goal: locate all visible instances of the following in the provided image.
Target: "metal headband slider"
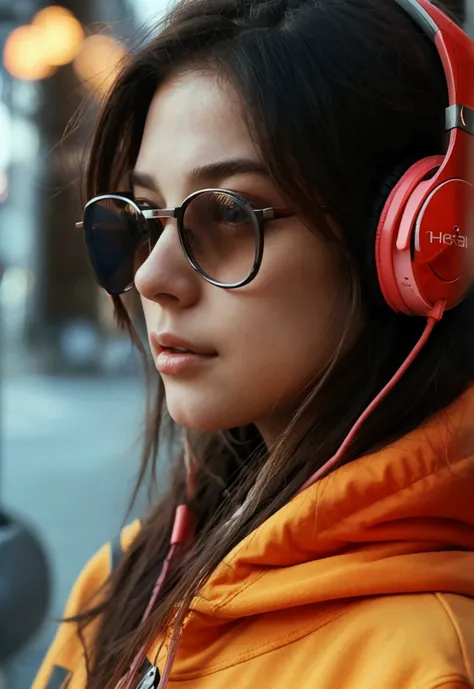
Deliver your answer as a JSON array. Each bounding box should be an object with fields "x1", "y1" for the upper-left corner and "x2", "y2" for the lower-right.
[{"x1": 445, "y1": 104, "x2": 474, "y2": 135}]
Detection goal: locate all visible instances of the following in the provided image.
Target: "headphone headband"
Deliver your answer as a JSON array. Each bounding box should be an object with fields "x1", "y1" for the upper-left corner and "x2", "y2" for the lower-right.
[
  {"x1": 394, "y1": 0, "x2": 474, "y2": 130},
  {"x1": 394, "y1": 0, "x2": 438, "y2": 37}
]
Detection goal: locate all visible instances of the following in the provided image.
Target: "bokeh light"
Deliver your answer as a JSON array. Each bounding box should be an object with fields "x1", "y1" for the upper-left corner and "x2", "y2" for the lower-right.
[
  {"x1": 32, "y1": 6, "x2": 84, "y2": 67},
  {"x1": 73, "y1": 35, "x2": 128, "y2": 97},
  {"x1": 3, "y1": 25, "x2": 56, "y2": 81}
]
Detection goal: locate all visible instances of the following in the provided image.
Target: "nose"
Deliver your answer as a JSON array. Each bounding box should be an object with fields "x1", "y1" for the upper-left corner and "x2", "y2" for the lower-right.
[{"x1": 134, "y1": 219, "x2": 201, "y2": 307}]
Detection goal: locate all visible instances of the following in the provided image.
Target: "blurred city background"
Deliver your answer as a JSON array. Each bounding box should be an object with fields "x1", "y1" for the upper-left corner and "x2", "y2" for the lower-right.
[
  {"x1": 0, "y1": 1, "x2": 171, "y2": 686},
  {"x1": 0, "y1": 0, "x2": 471, "y2": 687}
]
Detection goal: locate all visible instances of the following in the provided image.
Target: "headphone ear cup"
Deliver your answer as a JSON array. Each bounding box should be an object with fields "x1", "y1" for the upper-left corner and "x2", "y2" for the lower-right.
[
  {"x1": 376, "y1": 155, "x2": 448, "y2": 315},
  {"x1": 366, "y1": 159, "x2": 420, "y2": 309}
]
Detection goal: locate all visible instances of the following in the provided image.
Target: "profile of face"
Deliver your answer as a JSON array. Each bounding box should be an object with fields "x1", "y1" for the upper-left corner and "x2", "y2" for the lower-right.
[{"x1": 133, "y1": 71, "x2": 358, "y2": 444}]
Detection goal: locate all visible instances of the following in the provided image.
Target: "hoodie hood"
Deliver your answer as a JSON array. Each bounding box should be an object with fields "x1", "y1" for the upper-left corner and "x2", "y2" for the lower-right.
[
  {"x1": 163, "y1": 388, "x2": 474, "y2": 677},
  {"x1": 192, "y1": 388, "x2": 474, "y2": 618}
]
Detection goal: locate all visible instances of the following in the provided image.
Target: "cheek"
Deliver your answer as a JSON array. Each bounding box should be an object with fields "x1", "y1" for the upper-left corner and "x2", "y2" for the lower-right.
[
  {"x1": 231, "y1": 238, "x2": 346, "y2": 387},
  {"x1": 162, "y1": 228, "x2": 352, "y2": 432}
]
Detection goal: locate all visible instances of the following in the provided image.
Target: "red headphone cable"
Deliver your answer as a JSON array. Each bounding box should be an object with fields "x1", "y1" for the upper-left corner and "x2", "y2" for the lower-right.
[{"x1": 298, "y1": 299, "x2": 446, "y2": 493}]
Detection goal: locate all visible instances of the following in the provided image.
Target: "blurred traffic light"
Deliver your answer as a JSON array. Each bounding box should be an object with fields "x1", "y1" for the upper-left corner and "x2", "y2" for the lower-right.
[
  {"x1": 3, "y1": 6, "x2": 84, "y2": 81},
  {"x1": 32, "y1": 6, "x2": 84, "y2": 67},
  {"x1": 3, "y1": 25, "x2": 56, "y2": 80}
]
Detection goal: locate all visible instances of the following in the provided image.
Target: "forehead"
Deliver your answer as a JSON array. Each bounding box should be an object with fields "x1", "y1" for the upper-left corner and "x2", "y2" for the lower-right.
[{"x1": 135, "y1": 71, "x2": 259, "y2": 178}]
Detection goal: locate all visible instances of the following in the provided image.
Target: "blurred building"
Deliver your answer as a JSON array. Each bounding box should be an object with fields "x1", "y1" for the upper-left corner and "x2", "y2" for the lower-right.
[
  {"x1": 0, "y1": 0, "x2": 154, "y2": 376},
  {"x1": 0, "y1": 8, "x2": 168, "y2": 689}
]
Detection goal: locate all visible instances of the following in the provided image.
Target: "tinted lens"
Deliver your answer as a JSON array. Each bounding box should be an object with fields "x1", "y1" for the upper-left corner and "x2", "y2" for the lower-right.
[
  {"x1": 83, "y1": 196, "x2": 150, "y2": 294},
  {"x1": 182, "y1": 191, "x2": 258, "y2": 284}
]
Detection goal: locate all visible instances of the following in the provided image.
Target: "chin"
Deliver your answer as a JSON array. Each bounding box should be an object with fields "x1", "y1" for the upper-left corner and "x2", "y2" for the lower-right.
[
  {"x1": 164, "y1": 389, "x2": 254, "y2": 432},
  {"x1": 166, "y1": 402, "x2": 234, "y2": 432}
]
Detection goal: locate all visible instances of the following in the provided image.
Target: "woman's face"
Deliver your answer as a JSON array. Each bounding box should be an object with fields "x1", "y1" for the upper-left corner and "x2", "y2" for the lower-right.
[{"x1": 133, "y1": 71, "x2": 358, "y2": 444}]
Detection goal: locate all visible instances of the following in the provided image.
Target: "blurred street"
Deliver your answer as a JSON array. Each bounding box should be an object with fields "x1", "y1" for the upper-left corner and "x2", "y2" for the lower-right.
[{"x1": 1, "y1": 374, "x2": 147, "y2": 688}]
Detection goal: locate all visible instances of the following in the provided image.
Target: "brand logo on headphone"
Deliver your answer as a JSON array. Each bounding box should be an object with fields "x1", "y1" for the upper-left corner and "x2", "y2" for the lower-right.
[{"x1": 427, "y1": 226, "x2": 469, "y2": 248}]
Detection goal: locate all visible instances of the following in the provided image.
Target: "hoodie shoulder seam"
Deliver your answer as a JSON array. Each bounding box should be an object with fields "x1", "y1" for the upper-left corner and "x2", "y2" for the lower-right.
[
  {"x1": 172, "y1": 606, "x2": 353, "y2": 680},
  {"x1": 434, "y1": 592, "x2": 473, "y2": 685},
  {"x1": 414, "y1": 673, "x2": 471, "y2": 689}
]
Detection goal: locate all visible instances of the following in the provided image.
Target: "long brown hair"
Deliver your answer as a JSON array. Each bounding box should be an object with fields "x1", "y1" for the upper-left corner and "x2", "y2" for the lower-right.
[{"x1": 75, "y1": 0, "x2": 474, "y2": 686}]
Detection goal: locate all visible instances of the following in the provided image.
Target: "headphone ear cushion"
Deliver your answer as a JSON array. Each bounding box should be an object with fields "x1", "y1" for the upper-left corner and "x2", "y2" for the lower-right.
[{"x1": 366, "y1": 158, "x2": 421, "y2": 309}]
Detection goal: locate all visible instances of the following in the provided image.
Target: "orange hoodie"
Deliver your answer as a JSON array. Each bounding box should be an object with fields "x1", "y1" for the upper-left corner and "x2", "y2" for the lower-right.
[{"x1": 34, "y1": 388, "x2": 474, "y2": 689}]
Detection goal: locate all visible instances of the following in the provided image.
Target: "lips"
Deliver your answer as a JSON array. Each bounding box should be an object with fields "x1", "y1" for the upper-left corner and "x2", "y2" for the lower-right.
[
  {"x1": 165, "y1": 346, "x2": 192, "y2": 353},
  {"x1": 151, "y1": 332, "x2": 216, "y2": 357},
  {"x1": 151, "y1": 332, "x2": 218, "y2": 376}
]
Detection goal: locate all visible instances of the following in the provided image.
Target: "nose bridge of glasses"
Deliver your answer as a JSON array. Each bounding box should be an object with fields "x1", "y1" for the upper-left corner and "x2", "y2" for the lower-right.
[
  {"x1": 141, "y1": 206, "x2": 184, "y2": 266},
  {"x1": 142, "y1": 208, "x2": 180, "y2": 254},
  {"x1": 142, "y1": 208, "x2": 178, "y2": 221}
]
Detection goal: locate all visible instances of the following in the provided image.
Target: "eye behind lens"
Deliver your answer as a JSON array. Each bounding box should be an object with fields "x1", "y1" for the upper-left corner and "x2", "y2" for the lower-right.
[{"x1": 181, "y1": 190, "x2": 259, "y2": 285}]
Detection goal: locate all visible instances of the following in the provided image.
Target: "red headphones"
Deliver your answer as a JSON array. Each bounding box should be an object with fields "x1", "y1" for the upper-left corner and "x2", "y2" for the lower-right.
[{"x1": 376, "y1": 0, "x2": 474, "y2": 316}]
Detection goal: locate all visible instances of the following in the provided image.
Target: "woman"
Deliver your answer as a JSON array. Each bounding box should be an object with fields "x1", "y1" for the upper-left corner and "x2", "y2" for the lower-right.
[{"x1": 34, "y1": 0, "x2": 474, "y2": 688}]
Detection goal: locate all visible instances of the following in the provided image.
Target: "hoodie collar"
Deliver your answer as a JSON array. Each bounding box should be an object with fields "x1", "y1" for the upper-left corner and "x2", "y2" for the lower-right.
[{"x1": 191, "y1": 386, "x2": 474, "y2": 619}]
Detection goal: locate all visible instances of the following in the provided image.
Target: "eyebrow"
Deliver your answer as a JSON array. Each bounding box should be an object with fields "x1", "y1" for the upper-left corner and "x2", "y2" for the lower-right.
[{"x1": 130, "y1": 157, "x2": 270, "y2": 196}]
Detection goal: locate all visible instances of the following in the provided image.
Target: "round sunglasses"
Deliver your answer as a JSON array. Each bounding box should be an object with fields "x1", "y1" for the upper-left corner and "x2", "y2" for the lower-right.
[{"x1": 76, "y1": 189, "x2": 293, "y2": 295}]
